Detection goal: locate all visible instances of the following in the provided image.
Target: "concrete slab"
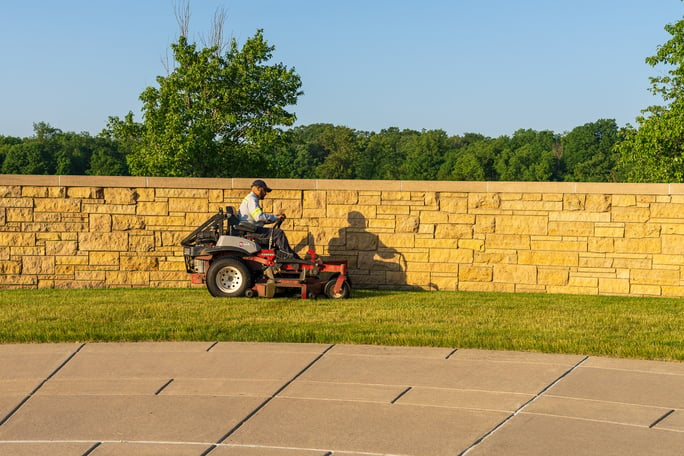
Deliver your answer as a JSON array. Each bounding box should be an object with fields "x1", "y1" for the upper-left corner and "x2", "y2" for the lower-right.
[
  {"x1": 90, "y1": 442, "x2": 209, "y2": 455},
  {"x1": 468, "y1": 413, "x2": 684, "y2": 456},
  {"x1": 300, "y1": 345, "x2": 581, "y2": 394},
  {"x1": 0, "y1": 442, "x2": 95, "y2": 456},
  {"x1": 547, "y1": 361, "x2": 684, "y2": 408},
  {"x1": 0, "y1": 342, "x2": 682, "y2": 456},
  {"x1": 226, "y1": 396, "x2": 509, "y2": 456}
]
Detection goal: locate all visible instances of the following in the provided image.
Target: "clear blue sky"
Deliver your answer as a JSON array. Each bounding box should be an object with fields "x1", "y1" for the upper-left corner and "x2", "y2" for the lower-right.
[{"x1": 1, "y1": 0, "x2": 682, "y2": 139}]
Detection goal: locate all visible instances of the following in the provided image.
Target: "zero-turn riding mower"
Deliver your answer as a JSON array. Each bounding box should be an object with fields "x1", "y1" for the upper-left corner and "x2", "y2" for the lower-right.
[{"x1": 181, "y1": 207, "x2": 351, "y2": 299}]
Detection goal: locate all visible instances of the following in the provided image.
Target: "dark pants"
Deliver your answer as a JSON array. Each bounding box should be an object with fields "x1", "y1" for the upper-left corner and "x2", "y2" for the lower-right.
[{"x1": 251, "y1": 226, "x2": 298, "y2": 257}]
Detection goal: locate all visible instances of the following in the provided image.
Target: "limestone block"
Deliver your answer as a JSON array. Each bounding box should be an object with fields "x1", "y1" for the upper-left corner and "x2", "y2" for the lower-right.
[
  {"x1": 395, "y1": 215, "x2": 419, "y2": 233},
  {"x1": 612, "y1": 194, "x2": 636, "y2": 207},
  {"x1": 381, "y1": 191, "x2": 410, "y2": 201},
  {"x1": 89, "y1": 213, "x2": 112, "y2": 232},
  {"x1": 378, "y1": 205, "x2": 410, "y2": 216},
  {"x1": 588, "y1": 237, "x2": 614, "y2": 253},
  {"x1": 494, "y1": 215, "x2": 547, "y2": 235},
  {"x1": 0, "y1": 197, "x2": 33, "y2": 208},
  {"x1": 548, "y1": 221, "x2": 594, "y2": 237},
  {"x1": 585, "y1": 194, "x2": 611, "y2": 212},
  {"x1": 563, "y1": 194, "x2": 585, "y2": 211},
  {"x1": 0, "y1": 185, "x2": 22, "y2": 197},
  {"x1": 22, "y1": 256, "x2": 55, "y2": 274},
  {"x1": 106, "y1": 271, "x2": 149, "y2": 286},
  {"x1": 112, "y1": 215, "x2": 146, "y2": 231},
  {"x1": 120, "y1": 256, "x2": 159, "y2": 271},
  {"x1": 538, "y1": 268, "x2": 569, "y2": 286},
  {"x1": 328, "y1": 191, "x2": 358, "y2": 205},
  {"x1": 45, "y1": 240, "x2": 77, "y2": 256},
  {"x1": 156, "y1": 188, "x2": 208, "y2": 198},
  {"x1": 427, "y1": 275, "x2": 457, "y2": 291},
  {"x1": 614, "y1": 237, "x2": 661, "y2": 254},
  {"x1": 439, "y1": 196, "x2": 468, "y2": 214},
  {"x1": 599, "y1": 278, "x2": 630, "y2": 294},
  {"x1": 377, "y1": 233, "x2": 415, "y2": 248},
  {"x1": 594, "y1": 223, "x2": 623, "y2": 238},
  {"x1": 631, "y1": 268, "x2": 679, "y2": 286},
  {"x1": 458, "y1": 281, "x2": 515, "y2": 293},
  {"x1": 0, "y1": 261, "x2": 21, "y2": 274},
  {"x1": 518, "y1": 250, "x2": 578, "y2": 267},
  {"x1": 429, "y1": 248, "x2": 472, "y2": 263},
  {"x1": 66, "y1": 187, "x2": 104, "y2": 199},
  {"x1": 434, "y1": 223, "x2": 473, "y2": 239},
  {"x1": 532, "y1": 239, "x2": 587, "y2": 252},
  {"x1": 75, "y1": 270, "x2": 107, "y2": 281},
  {"x1": 169, "y1": 198, "x2": 208, "y2": 213},
  {"x1": 459, "y1": 265, "x2": 492, "y2": 282},
  {"x1": 474, "y1": 215, "x2": 496, "y2": 234},
  {"x1": 89, "y1": 251, "x2": 120, "y2": 266},
  {"x1": 129, "y1": 235, "x2": 155, "y2": 252},
  {"x1": 458, "y1": 239, "x2": 485, "y2": 251},
  {"x1": 104, "y1": 188, "x2": 139, "y2": 204},
  {"x1": 79, "y1": 232, "x2": 128, "y2": 251},
  {"x1": 332, "y1": 205, "x2": 377, "y2": 220},
  {"x1": 56, "y1": 254, "x2": 88, "y2": 265},
  {"x1": 661, "y1": 235, "x2": 684, "y2": 255},
  {"x1": 6, "y1": 207, "x2": 33, "y2": 222},
  {"x1": 625, "y1": 223, "x2": 661, "y2": 238},
  {"x1": 139, "y1": 215, "x2": 186, "y2": 227},
  {"x1": 19, "y1": 186, "x2": 47, "y2": 197},
  {"x1": 137, "y1": 201, "x2": 169, "y2": 216},
  {"x1": 469, "y1": 193, "x2": 501, "y2": 210},
  {"x1": 630, "y1": 284, "x2": 661, "y2": 296},
  {"x1": 485, "y1": 234, "x2": 530, "y2": 250},
  {"x1": 612, "y1": 256, "x2": 651, "y2": 270},
  {"x1": 612, "y1": 206, "x2": 650, "y2": 223},
  {"x1": 34, "y1": 198, "x2": 81, "y2": 213},
  {"x1": 494, "y1": 264, "x2": 537, "y2": 284},
  {"x1": 650, "y1": 202, "x2": 684, "y2": 219},
  {"x1": 0, "y1": 232, "x2": 35, "y2": 247},
  {"x1": 420, "y1": 210, "x2": 449, "y2": 224},
  {"x1": 357, "y1": 251, "x2": 403, "y2": 271}
]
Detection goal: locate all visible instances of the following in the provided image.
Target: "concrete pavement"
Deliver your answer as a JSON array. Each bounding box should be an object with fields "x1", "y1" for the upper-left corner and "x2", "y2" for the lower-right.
[{"x1": 0, "y1": 342, "x2": 682, "y2": 455}]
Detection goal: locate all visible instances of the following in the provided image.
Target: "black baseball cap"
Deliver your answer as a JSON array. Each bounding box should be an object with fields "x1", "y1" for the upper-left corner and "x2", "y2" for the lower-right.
[{"x1": 251, "y1": 179, "x2": 272, "y2": 192}]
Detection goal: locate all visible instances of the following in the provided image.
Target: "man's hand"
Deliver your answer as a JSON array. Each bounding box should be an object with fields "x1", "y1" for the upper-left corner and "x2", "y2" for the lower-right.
[{"x1": 278, "y1": 213, "x2": 287, "y2": 220}]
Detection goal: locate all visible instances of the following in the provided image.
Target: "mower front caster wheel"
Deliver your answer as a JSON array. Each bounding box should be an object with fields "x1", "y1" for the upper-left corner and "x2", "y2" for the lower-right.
[
  {"x1": 206, "y1": 257, "x2": 252, "y2": 297},
  {"x1": 324, "y1": 278, "x2": 351, "y2": 299}
]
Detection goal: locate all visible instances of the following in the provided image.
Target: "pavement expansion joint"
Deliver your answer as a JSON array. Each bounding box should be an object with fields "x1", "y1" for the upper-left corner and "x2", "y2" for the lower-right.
[
  {"x1": 0, "y1": 343, "x2": 86, "y2": 427},
  {"x1": 458, "y1": 355, "x2": 590, "y2": 455},
  {"x1": 650, "y1": 409, "x2": 676, "y2": 429}
]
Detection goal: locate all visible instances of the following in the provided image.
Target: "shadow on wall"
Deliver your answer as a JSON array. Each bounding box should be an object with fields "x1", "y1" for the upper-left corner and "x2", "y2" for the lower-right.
[{"x1": 324, "y1": 211, "x2": 409, "y2": 290}]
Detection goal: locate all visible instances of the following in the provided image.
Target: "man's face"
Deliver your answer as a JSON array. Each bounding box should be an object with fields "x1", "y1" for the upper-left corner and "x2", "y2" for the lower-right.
[{"x1": 254, "y1": 186, "x2": 268, "y2": 200}]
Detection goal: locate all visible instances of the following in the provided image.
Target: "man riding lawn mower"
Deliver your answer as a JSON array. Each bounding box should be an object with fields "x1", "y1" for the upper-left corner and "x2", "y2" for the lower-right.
[{"x1": 181, "y1": 180, "x2": 351, "y2": 299}]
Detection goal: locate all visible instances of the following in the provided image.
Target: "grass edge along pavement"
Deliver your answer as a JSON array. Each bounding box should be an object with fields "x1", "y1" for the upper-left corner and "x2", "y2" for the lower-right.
[{"x1": 0, "y1": 288, "x2": 682, "y2": 362}]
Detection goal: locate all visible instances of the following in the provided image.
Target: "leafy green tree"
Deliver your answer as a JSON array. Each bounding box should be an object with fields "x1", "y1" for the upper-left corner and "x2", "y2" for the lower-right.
[
  {"x1": 107, "y1": 27, "x2": 302, "y2": 177},
  {"x1": 1, "y1": 142, "x2": 53, "y2": 174},
  {"x1": 314, "y1": 125, "x2": 367, "y2": 179},
  {"x1": 616, "y1": 15, "x2": 684, "y2": 182},
  {"x1": 494, "y1": 129, "x2": 557, "y2": 181},
  {"x1": 400, "y1": 129, "x2": 450, "y2": 180},
  {"x1": 562, "y1": 119, "x2": 618, "y2": 182}
]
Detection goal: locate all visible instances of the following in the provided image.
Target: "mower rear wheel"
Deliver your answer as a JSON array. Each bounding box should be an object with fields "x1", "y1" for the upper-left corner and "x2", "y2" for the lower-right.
[
  {"x1": 206, "y1": 257, "x2": 251, "y2": 297},
  {"x1": 324, "y1": 277, "x2": 351, "y2": 299}
]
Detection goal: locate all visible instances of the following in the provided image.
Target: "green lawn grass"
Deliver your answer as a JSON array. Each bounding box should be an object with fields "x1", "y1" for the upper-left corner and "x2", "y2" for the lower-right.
[{"x1": 0, "y1": 288, "x2": 682, "y2": 361}]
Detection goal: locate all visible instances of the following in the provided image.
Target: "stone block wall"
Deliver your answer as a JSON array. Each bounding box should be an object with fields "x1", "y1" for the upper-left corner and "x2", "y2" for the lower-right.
[{"x1": 2, "y1": 175, "x2": 684, "y2": 297}]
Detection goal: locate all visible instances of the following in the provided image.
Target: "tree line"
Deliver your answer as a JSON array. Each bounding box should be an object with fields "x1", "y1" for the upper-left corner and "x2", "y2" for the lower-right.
[
  {"x1": 1, "y1": 119, "x2": 620, "y2": 182},
  {"x1": 2, "y1": 6, "x2": 682, "y2": 183}
]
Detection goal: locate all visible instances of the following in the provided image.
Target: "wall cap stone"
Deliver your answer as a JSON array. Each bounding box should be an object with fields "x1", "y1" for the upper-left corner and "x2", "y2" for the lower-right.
[{"x1": 2, "y1": 174, "x2": 684, "y2": 195}]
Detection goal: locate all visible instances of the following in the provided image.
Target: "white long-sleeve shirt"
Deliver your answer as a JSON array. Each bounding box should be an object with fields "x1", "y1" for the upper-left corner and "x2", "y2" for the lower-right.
[{"x1": 238, "y1": 192, "x2": 277, "y2": 226}]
